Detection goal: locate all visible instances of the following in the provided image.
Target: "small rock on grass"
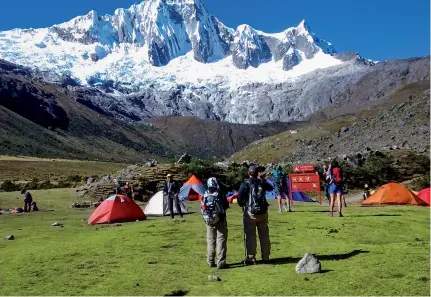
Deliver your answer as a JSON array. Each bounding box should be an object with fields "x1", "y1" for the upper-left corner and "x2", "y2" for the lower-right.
[
  {"x1": 208, "y1": 275, "x2": 221, "y2": 281},
  {"x1": 296, "y1": 253, "x2": 321, "y2": 274}
]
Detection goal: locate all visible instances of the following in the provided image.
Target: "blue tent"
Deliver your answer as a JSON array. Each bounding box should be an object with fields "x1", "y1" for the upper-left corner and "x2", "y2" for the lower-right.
[
  {"x1": 179, "y1": 175, "x2": 207, "y2": 201},
  {"x1": 266, "y1": 178, "x2": 315, "y2": 202}
]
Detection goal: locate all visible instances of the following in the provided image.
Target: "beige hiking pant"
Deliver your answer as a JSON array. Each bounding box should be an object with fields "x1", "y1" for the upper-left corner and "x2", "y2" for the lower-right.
[
  {"x1": 206, "y1": 217, "x2": 228, "y2": 266},
  {"x1": 244, "y1": 211, "x2": 270, "y2": 261}
]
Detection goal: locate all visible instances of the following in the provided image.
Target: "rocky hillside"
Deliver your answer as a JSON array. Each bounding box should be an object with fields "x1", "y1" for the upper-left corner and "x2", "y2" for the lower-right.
[
  {"x1": 231, "y1": 80, "x2": 430, "y2": 163},
  {"x1": 0, "y1": 60, "x2": 291, "y2": 161}
]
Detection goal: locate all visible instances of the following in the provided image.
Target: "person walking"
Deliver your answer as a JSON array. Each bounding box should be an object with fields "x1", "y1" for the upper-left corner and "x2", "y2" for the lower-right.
[
  {"x1": 21, "y1": 189, "x2": 33, "y2": 212},
  {"x1": 201, "y1": 177, "x2": 229, "y2": 269},
  {"x1": 163, "y1": 174, "x2": 183, "y2": 220},
  {"x1": 238, "y1": 165, "x2": 273, "y2": 264},
  {"x1": 326, "y1": 161, "x2": 344, "y2": 217}
]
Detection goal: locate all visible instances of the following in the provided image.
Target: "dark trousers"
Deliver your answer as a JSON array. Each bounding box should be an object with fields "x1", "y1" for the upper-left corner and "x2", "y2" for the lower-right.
[
  {"x1": 168, "y1": 194, "x2": 183, "y2": 218},
  {"x1": 24, "y1": 201, "x2": 31, "y2": 212}
]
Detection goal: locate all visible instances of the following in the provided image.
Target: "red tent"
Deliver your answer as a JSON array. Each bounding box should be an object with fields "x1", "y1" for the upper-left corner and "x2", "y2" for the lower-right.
[
  {"x1": 418, "y1": 188, "x2": 430, "y2": 206},
  {"x1": 227, "y1": 192, "x2": 239, "y2": 203},
  {"x1": 88, "y1": 194, "x2": 146, "y2": 225}
]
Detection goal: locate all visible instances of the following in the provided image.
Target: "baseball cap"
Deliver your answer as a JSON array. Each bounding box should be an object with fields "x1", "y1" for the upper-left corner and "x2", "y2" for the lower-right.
[{"x1": 248, "y1": 165, "x2": 259, "y2": 175}]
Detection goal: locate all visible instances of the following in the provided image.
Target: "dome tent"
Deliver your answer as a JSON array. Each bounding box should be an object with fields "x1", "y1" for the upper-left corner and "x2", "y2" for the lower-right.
[
  {"x1": 145, "y1": 191, "x2": 189, "y2": 216},
  {"x1": 88, "y1": 194, "x2": 146, "y2": 224},
  {"x1": 179, "y1": 175, "x2": 206, "y2": 201},
  {"x1": 361, "y1": 183, "x2": 427, "y2": 206}
]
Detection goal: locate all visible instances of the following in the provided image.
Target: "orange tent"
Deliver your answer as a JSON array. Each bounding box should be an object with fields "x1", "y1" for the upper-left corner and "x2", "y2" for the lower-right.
[
  {"x1": 417, "y1": 188, "x2": 430, "y2": 206},
  {"x1": 361, "y1": 183, "x2": 427, "y2": 206},
  {"x1": 88, "y1": 194, "x2": 146, "y2": 224},
  {"x1": 179, "y1": 175, "x2": 206, "y2": 201}
]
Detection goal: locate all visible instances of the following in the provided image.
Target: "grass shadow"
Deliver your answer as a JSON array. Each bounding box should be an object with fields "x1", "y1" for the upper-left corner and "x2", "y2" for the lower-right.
[
  {"x1": 228, "y1": 249, "x2": 369, "y2": 268},
  {"x1": 164, "y1": 289, "x2": 188, "y2": 296},
  {"x1": 349, "y1": 214, "x2": 402, "y2": 217}
]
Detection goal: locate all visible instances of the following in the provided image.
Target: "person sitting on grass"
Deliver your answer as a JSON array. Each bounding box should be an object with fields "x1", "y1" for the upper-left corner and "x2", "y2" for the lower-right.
[{"x1": 21, "y1": 189, "x2": 33, "y2": 213}]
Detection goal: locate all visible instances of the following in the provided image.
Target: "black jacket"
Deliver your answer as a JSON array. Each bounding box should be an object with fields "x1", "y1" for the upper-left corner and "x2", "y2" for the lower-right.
[
  {"x1": 237, "y1": 178, "x2": 273, "y2": 208},
  {"x1": 163, "y1": 180, "x2": 180, "y2": 196}
]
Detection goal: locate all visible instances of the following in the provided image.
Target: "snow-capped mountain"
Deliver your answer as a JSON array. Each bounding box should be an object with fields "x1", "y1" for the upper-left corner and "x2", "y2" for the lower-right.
[{"x1": 0, "y1": 0, "x2": 382, "y2": 124}]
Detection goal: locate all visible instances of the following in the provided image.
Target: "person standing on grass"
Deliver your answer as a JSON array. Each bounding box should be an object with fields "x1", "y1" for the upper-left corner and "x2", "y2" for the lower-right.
[
  {"x1": 163, "y1": 174, "x2": 183, "y2": 220},
  {"x1": 238, "y1": 165, "x2": 273, "y2": 264},
  {"x1": 326, "y1": 161, "x2": 344, "y2": 217},
  {"x1": 201, "y1": 177, "x2": 229, "y2": 269},
  {"x1": 272, "y1": 165, "x2": 289, "y2": 212},
  {"x1": 114, "y1": 179, "x2": 122, "y2": 195},
  {"x1": 21, "y1": 189, "x2": 32, "y2": 212},
  {"x1": 322, "y1": 165, "x2": 331, "y2": 202},
  {"x1": 123, "y1": 182, "x2": 133, "y2": 199}
]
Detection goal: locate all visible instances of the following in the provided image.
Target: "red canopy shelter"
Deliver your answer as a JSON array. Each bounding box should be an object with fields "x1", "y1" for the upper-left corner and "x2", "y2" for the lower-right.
[{"x1": 88, "y1": 194, "x2": 146, "y2": 225}]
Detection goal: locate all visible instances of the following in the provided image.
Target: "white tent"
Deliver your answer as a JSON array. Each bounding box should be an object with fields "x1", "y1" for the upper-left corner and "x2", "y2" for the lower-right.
[{"x1": 144, "y1": 191, "x2": 189, "y2": 216}]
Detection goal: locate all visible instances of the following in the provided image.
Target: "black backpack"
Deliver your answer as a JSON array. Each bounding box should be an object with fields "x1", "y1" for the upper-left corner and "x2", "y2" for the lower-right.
[{"x1": 246, "y1": 179, "x2": 268, "y2": 215}]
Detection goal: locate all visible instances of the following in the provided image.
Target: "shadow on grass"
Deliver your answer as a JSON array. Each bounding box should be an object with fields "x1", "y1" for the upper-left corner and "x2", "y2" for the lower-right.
[
  {"x1": 164, "y1": 290, "x2": 188, "y2": 296},
  {"x1": 349, "y1": 214, "x2": 401, "y2": 217},
  {"x1": 229, "y1": 249, "x2": 369, "y2": 268}
]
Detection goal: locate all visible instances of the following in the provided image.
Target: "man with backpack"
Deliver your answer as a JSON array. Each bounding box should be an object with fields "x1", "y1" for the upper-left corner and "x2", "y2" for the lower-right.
[
  {"x1": 238, "y1": 165, "x2": 274, "y2": 264},
  {"x1": 326, "y1": 161, "x2": 344, "y2": 217},
  {"x1": 163, "y1": 174, "x2": 183, "y2": 220},
  {"x1": 201, "y1": 177, "x2": 229, "y2": 269}
]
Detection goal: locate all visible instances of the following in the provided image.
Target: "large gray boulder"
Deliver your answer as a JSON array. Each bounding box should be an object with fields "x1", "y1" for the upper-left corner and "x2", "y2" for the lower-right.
[{"x1": 295, "y1": 253, "x2": 321, "y2": 274}]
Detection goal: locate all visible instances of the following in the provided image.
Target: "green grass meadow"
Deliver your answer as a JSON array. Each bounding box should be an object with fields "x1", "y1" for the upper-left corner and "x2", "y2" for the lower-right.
[{"x1": 0, "y1": 188, "x2": 429, "y2": 296}]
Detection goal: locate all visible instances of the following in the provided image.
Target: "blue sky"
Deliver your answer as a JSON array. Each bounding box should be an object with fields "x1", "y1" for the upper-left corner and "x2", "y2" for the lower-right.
[{"x1": 0, "y1": 0, "x2": 429, "y2": 61}]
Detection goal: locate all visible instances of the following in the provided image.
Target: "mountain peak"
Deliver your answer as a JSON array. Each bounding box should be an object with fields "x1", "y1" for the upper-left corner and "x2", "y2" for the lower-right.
[{"x1": 297, "y1": 19, "x2": 310, "y2": 33}]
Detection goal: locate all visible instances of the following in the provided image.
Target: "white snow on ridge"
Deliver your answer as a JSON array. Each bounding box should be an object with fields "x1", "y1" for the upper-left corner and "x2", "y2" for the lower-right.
[
  {"x1": 0, "y1": 26, "x2": 342, "y2": 90},
  {"x1": 0, "y1": 0, "x2": 345, "y2": 92}
]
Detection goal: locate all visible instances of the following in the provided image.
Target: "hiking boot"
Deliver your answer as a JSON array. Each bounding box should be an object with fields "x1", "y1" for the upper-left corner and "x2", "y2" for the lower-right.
[
  {"x1": 208, "y1": 262, "x2": 216, "y2": 268},
  {"x1": 339, "y1": 212, "x2": 344, "y2": 217},
  {"x1": 217, "y1": 263, "x2": 229, "y2": 269},
  {"x1": 243, "y1": 258, "x2": 257, "y2": 266}
]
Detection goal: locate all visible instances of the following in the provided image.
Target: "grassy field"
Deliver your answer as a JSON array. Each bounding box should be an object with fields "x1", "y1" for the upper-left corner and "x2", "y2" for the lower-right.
[
  {"x1": 0, "y1": 156, "x2": 128, "y2": 182},
  {"x1": 0, "y1": 188, "x2": 429, "y2": 296}
]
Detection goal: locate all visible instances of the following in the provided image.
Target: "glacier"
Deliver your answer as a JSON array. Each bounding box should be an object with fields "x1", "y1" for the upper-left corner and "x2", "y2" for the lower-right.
[{"x1": 0, "y1": 0, "x2": 381, "y2": 124}]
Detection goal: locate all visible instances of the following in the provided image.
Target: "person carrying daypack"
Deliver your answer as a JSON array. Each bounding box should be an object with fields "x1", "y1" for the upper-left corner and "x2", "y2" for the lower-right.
[
  {"x1": 238, "y1": 165, "x2": 274, "y2": 264},
  {"x1": 201, "y1": 177, "x2": 229, "y2": 269},
  {"x1": 327, "y1": 161, "x2": 344, "y2": 217}
]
